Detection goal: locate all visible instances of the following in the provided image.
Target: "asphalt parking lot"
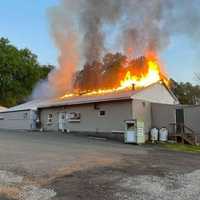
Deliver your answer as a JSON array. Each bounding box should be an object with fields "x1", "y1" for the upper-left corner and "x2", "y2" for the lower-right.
[{"x1": 0, "y1": 130, "x2": 200, "y2": 200}]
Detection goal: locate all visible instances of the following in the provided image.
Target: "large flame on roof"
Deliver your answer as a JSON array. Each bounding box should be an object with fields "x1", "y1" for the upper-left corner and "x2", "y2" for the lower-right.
[
  {"x1": 61, "y1": 56, "x2": 168, "y2": 99},
  {"x1": 120, "y1": 61, "x2": 160, "y2": 89}
]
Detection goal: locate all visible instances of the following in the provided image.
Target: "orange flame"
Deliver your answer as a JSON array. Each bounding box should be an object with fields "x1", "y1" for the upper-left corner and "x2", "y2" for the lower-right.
[
  {"x1": 120, "y1": 60, "x2": 160, "y2": 89},
  {"x1": 60, "y1": 57, "x2": 168, "y2": 99}
]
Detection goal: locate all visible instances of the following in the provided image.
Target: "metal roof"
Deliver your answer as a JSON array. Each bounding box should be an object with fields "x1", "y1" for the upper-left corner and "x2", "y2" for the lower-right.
[
  {"x1": 39, "y1": 89, "x2": 137, "y2": 109},
  {"x1": 1, "y1": 82, "x2": 178, "y2": 112},
  {"x1": 0, "y1": 99, "x2": 55, "y2": 113},
  {"x1": 0, "y1": 106, "x2": 7, "y2": 112},
  {"x1": 39, "y1": 81, "x2": 179, "y2": 109},
  {"x1": 0, "y1": 90, "x2": 136, "y2": 113}
]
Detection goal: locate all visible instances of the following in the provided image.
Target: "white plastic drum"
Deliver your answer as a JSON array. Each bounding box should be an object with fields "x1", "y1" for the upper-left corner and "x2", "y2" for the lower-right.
[
  {"x1": 159, "y1": 128, "x2": 168, "y2": 142},
  {"x1": 151, "y1": 128, "x2": 159, "y2": 141}
]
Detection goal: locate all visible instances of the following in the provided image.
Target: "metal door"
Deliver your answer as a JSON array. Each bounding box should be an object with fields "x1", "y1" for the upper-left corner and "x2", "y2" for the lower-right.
[
  {"x1": 30, "y1": 110, "x2": 37, "y2": 129},
  {"x1": 59, "y1": 112, "x2": 66, "y2": 131}
]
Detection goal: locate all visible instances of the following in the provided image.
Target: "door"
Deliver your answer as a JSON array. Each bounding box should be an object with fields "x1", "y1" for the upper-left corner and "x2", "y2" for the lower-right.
[
  {"x1": 176, "y1": 109, "x2": 184, "y2": 133},
  {"x1": 59, "y1": 112, "x2": 66, "y2": 131},
  {"x1": 30, "y1": 110, "x2": 37, "y2": 129}
]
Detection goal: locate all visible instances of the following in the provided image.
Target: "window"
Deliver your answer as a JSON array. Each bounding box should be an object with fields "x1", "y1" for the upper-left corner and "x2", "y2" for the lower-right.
[
  {"x1": 47, "y1": 114, "x2": 53, "y2": 124},
  {"x1": 66, "y1": 112, "x2": 81, "y2": 122},
  {"x1": 99, "y1": 110, "x2": 106, "y2": 116}
]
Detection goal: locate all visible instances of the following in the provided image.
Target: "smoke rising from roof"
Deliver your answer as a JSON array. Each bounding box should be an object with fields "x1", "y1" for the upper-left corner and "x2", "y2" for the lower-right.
[
  {"x1": 32, "y1": 0, "x2": 200, "y2": 99},
  {"x1": 121, "y1": 0, "x2": 200, "y2": 55},
  {"x1": 80, "y1": 0, "x2": 122, "y2": 63}
]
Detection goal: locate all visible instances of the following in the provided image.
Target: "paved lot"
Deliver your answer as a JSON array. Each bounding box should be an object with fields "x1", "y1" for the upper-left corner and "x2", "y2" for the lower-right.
[{"x1": 0, "y1": 130, "x2": 200, "y2": 200}]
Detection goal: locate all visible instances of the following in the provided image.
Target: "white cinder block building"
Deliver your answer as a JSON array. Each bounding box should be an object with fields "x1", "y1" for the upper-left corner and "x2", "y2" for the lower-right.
[
  {"x1": 37, "y1": 82, "x2": 178, "y2": 140},
  {"x1": 0, "y1": 82, "x2": 179, "y2": 141}
]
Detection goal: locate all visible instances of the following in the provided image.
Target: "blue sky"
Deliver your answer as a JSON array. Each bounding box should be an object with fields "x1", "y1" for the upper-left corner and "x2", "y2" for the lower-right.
[{"x1": 0, "y1": 1, "x2": 199, "y2": 84}]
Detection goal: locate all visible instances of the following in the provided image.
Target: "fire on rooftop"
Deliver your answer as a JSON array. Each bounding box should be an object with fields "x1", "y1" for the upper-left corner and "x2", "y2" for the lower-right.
[{"x1": 61, "y1": 54, "x2": 169, "y2": 99}]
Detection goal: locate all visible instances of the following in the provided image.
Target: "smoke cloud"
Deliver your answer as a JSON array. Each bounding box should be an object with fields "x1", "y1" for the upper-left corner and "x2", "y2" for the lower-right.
[
  {"x1": 47, "y1": 1, "x2": 80, "y2": 96},
  {"x1": 32, "y1": 0, "x2": 200, "y2": 99},
  {"x1": 121, "y1": 0, "x2": 200, "y2": 56},
  {"x1": 80, "y1": 0, "x2": 122, "y2": 63}
]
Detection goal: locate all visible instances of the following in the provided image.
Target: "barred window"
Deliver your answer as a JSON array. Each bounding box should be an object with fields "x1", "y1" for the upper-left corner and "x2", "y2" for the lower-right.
[
  {"x1": 99, "y1": 110, "x2": 106, "y2": 116},
  {"x1": 47, "y1": 114, "x2": 53, "y2": 124}
]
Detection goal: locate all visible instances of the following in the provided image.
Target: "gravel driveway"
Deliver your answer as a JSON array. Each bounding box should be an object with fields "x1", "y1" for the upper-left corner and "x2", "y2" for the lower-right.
[{"x1": 0, "y1": 130, "x2": 200, "y2": 200}]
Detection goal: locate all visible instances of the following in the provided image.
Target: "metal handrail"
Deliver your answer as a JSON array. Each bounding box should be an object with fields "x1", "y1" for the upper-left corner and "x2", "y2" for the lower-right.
[{"x1": 170, "y1": 123, "x2": 194, "y2": 134}]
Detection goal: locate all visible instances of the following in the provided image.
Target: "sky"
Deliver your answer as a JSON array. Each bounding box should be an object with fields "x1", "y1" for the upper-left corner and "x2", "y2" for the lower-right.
[{"x1": 0, "y1": 0, "x2": 199, "y2": 84}]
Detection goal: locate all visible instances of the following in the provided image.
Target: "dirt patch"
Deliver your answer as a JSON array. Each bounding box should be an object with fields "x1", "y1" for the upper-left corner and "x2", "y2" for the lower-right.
[
  {"x1": 117, "y1": 170, "x2": 200, "y2": 200},
  {"x1": 49, "y1": 164, "x2": 200, "y2": 200},
  {"x1": 0, "y1": 196, "x2": 13, "y2": 200},
  {"x1": 0, "y1": 170, "x2": 56, "y2": 200},
  {"x1": 48, "y1": 149, "x2": 200, "y2": 200},
  {"x1": 49, "y1": 153, "x2": 118, "y2": 182},
  {"x1": 0, "y1": 186, "x2": 19, "y2": 200},
  {"x1": 19, "y1": 186, "x2": 56, "y2": 200},
  {"x1": 49, "y1": 167, "x2": 120, "y2": 200}
]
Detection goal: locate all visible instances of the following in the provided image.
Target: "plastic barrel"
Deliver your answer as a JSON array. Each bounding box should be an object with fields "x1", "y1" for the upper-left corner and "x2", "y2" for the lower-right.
[
  {"x1": 151, "y1": 128, "x2": 159, "y2": 142},
  {"x1": 159, "y1": 128, "x2": 168, "y2": 142}
]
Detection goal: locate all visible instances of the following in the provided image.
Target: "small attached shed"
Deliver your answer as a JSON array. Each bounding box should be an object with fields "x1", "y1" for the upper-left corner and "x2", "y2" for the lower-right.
[
  {"x1": 38, "y1": 82, "x2": 178, "y2": 140},
  {"x1": 0, "y1": 99, "x2": 53, "y2": 130},
  {"x1": 152, "y1": 104, "x2": 200, "y2": 136},
  {"x1": 183, "y1": 105, "x2": 200, "y2": 134}
]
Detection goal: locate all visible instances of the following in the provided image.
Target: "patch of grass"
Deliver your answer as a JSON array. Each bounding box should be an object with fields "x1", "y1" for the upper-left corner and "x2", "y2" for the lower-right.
[{"x1": 161, "y1": 143, "x2": 200, "y2": 153}]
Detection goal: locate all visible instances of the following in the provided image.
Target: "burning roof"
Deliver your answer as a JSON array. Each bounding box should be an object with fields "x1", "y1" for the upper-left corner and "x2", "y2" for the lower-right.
[
  {"x1": 39, "y1": 81, "x2": 178, "y2": 109},
  {"x1": 31, "y1": 0, "x2": 200, "y2": 100},
  {"x1": 3, "y1": 54, "x2": 172, "y2": 113},
  {"x1": 1, "y1": 81, "x2": 178, "y2": 114},
  {"x1": 61, "y1": 55, "x2": 169, "y2": 99}
]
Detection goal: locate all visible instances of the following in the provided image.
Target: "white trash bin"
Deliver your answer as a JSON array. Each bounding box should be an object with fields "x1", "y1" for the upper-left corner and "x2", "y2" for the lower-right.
[
  {"x1": 151, "y1": 128, "x2": 159, "y2": 143},
  {"x1": 159, "y1": 128, "x2": 168, "y2": 142}
]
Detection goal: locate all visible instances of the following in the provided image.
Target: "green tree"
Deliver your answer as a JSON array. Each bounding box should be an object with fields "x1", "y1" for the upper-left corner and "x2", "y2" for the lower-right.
[
  {"x1": 101, "y1": 53, "x2": 126, "y2": 88},
  {"x1": 74, "y1": 53, "x2": 126, "y2": 91},
  {"x1": 170, "y1": 79, "x2": 200, "y2": 105},
  {"x1": 0, "y1": 38, "x2": 53, "y2": 107}
]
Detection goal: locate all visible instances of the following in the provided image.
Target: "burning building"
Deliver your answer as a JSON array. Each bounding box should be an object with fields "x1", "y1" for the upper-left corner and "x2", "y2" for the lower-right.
[
  {"x1": 37, "y1": 81, "x2": 178, "y2": 141},
  {"x1": 1, "y1": 0, "x2": 200, "y2": 143},
  {"x1": 0, "y1": 56, "x2": 179, "y2": 142}
]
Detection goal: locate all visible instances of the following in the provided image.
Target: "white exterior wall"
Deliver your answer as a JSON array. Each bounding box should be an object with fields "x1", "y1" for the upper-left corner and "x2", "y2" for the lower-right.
[
  {"x1": 0, "y1": 110, "x2": 34, "y2": 130},
  {"x1": 132, "y1": 100, "x2": 152, "y2": 139},
  {"x1": 40, "y1": 100, "x2": 133, "y2": 133},
  {"x1": 184, "y1": 106, "x2": 200, "y2": 133},
  {"x1": 133, "y1": 83, "x2": 178, "y2": 105},
  {"x1": 152, "y1": 104, "x2": 200, "y2": 134},
  {"x1": 40, "y1": 99, "x2": 153, "y2": 141},
  {"x1": 151, "y1": 103, "x2": 177, "y2": 133}
]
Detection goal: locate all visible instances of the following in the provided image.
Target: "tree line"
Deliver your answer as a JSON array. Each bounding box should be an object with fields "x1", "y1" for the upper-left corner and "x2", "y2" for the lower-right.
[
  {"x1": 0, "y1": 38, "x2": 53, "y2": 107},
  {"x1": 170, "y1": 79, "x2": 200, "y2": 105},
  {"x1": 0, "y1": 37, "x2": 199, "y2": 107}
]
